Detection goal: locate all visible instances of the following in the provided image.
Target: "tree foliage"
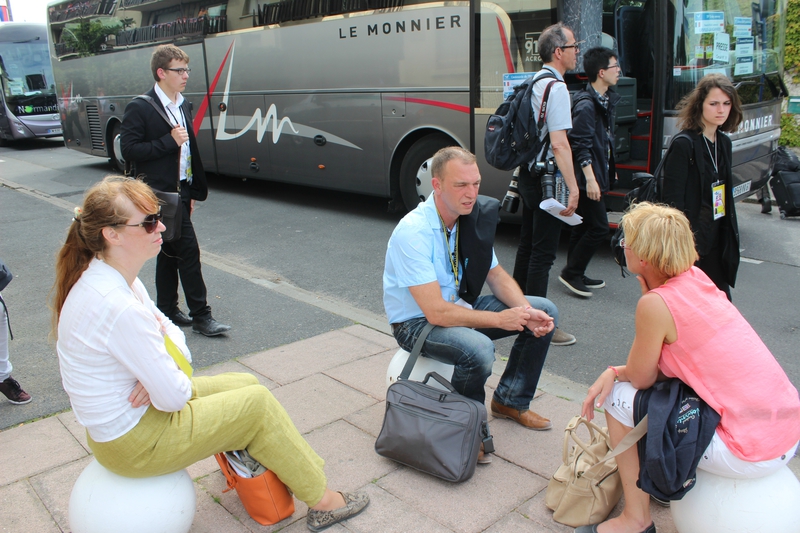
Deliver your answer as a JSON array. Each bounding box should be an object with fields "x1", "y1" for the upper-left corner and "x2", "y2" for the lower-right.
[
  {"x1": 788, "y1": 0, "x2": 800, "y2": 80},
  {"x1": 781, "y1": 0, "x2": 799, "y2": 146},
  {"x1": 781, "y1": 114, "x2": 800, "y2": 147},
  {"x1": 63, "y1": 19, "x2": 122, "y2": 57}
]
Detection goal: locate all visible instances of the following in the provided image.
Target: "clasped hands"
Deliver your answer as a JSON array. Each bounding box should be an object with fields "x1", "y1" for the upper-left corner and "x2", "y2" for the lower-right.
[{"x1": 498, "y1": 306, "x2": 554, "y2": 337}]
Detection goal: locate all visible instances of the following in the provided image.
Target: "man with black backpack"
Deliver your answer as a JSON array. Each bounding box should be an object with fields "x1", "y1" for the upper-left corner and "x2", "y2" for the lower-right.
[{"x1": 512, "y1": 23, "x2": 580, "y2": 346}]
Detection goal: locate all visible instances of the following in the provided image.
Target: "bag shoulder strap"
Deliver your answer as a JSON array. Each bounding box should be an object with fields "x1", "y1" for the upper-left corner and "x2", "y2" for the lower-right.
[
  {"x1": 532, "y1": 71, "x2": 560, "y2": 162},
  {"x1": 398, "y1": 322, "x2": 436, "y2": 381},
  {"x1": 654, "y1": 132, "x2": 695, "y2": 199},
  {"x1": 599, "y1": 414, "x2": 648, "y2": 465},
  {"x1": 134, "y1": 94, "x2": 173, "y2": 128},
  {"x1": 214, "y1": 453, "x2": 239, "y2": 493},
  {"x1": 132, "y1": 95, "x2": 185, "y2": 191}
]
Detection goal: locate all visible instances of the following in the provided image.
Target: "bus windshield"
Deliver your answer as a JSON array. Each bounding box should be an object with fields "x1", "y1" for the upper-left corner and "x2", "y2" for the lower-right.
[
  {"x1": 667, "y1": 0, "x2": 785, "y2": 108},
  {"x1": 0, "y1": 40, "x2": 58, "y2": 116}
]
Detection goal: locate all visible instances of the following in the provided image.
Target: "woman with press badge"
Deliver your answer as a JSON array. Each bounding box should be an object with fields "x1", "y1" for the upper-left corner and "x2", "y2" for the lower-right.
[{"x1": 661, "y1": 74, "x2": 742, "y2": 300}]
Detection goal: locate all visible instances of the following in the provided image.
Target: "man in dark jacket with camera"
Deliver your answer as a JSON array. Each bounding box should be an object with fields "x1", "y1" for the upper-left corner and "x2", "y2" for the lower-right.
[
  {"x1": 121, "y1": 44, "x2": 230, "y2": 337},
  {"x1": 559, "y1": 47, "x2": 620, "y2": 298}
]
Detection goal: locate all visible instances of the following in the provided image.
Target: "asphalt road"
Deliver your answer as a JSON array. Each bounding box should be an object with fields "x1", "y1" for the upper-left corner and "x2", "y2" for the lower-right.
[{"x1": 1, "y1": 137, "x2": 798, "y2": 430}]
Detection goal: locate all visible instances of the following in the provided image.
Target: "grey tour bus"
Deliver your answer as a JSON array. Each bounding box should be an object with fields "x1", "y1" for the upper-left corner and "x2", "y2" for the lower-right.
[
  {"x1": 46, "y1": 0, "x2": 787, "y2": 219},
  {"x1": 0, "y1": 22, "x2": 61, "y2": 143}
]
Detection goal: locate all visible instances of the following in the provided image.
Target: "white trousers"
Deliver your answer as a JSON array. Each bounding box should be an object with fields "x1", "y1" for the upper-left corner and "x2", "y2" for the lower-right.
[
  {"x1": 603, "y1": 381, "x2": 797, "y2": 479},
  {"x1": 0, "y1": 295, "x2": 12, "y2": 381}
]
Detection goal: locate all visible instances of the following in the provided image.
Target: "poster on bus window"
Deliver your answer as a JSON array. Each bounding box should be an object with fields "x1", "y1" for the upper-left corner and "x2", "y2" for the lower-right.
[
  {"x1": 735, "y1": 55, "x2": 754, "y2": 75},
  {"x1": 733, "y1": 17, "x2": 752, "y2": 38},
  {"x1": 503, "y1": 73, "x2": 532, "y2": 101},
  {"x1": 713, "y1": 33, "x2": 730, "y2": 63},
  {"x1": 736, "y1": 37, "x2": 754, "y2": 57},
  {"x1": 694, "y1": 12, "x2": 725, "y2": 34}
]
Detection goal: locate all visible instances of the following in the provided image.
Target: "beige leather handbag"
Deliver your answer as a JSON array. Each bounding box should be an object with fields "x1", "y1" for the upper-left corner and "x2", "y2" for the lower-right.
[{"x1": 545, "y1": 415, "x2": 646, "y2": 527}]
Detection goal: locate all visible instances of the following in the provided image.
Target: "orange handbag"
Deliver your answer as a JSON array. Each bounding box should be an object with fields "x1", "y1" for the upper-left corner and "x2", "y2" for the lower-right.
[{"x1": 214, "y1": 453, "x2": 295, "y2": 525}]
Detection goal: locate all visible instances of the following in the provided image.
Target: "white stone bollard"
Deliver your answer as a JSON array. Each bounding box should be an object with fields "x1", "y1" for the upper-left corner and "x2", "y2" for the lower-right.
[
  {"x1": 671, "y1": 466, "x2": 800, "y2": 533},
  {"x1": 69, "y1": 459, "x2": 196, "y2": 533},
  {"x1": 386, "y1": 348, "x2": 455, "y2": 391}
]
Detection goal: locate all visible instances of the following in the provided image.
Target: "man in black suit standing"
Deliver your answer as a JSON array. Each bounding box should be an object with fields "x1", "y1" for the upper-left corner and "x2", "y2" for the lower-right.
[{"x1": 121, "y1": 44, "x2": 230, "y2": 337}]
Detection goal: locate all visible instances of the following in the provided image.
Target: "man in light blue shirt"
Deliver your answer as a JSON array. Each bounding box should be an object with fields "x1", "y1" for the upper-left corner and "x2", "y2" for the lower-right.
[{"x1": 384, "y1": 147, "x2": 558, "y2": 441}]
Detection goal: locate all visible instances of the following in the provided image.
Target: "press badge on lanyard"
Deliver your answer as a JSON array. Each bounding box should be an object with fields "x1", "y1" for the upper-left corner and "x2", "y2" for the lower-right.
[
  {"x1": 712, "y1": 180, "x2": 725, "y2": 220},
  {"x1": 438, "y1": 210, "x2": 472, "y2": 308},
  {"x1": 704, "y1": 136, "x2": 725, "y2": 220}
]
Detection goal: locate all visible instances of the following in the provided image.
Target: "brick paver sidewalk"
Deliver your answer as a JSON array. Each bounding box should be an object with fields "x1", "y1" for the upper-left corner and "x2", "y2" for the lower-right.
[{"x1": 0, "y1": 324, "x2": 743, "y2": 533}]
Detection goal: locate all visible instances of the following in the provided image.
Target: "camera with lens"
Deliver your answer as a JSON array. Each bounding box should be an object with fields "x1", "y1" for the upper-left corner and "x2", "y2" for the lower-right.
[
  {"x1": 501, "y1": 167, "x2": 521, "y2": 213},
  {"x1": 536, "y1": 160, "x2": 557, "y2": 200}
]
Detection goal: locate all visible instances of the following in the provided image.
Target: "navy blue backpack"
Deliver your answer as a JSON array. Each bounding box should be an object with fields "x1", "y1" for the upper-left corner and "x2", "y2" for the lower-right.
[{"x1": 633, "y1": 379, "x2": 721, "y2": 500}]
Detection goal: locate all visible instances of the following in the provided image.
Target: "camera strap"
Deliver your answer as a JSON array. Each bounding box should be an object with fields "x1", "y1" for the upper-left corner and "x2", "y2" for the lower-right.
[{"x1": 533, "y1": 74, "x2": 559, "y2": 164}]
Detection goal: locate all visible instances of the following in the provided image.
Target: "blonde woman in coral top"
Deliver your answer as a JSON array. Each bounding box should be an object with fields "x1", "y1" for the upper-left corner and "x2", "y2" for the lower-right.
[{"x1": 578, "y1": 202, "x2": 800, "y2": 533}]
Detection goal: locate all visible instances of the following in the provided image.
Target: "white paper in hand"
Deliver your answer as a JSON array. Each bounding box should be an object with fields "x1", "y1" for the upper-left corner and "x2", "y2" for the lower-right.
[{"x1": 539, "y1": 198, "x2": 583, "y2": 226}]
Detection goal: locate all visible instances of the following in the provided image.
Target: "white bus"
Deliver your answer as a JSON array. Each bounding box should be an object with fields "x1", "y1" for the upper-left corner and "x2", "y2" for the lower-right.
[{"x1": 0, "y1": 22, "x2": 61, "y2": 143}]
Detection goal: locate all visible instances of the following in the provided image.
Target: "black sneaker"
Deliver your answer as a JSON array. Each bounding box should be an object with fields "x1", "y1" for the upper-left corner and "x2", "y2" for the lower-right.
[
  {"x1": 582, "y1": 275, "x2": 606, "y2": 289},
  {"x1": 0, "y1": 377, "x2": 32, "y2": 404},
  {"x1": 558, "y1": 275, "x2": 592, "y2": 298}
]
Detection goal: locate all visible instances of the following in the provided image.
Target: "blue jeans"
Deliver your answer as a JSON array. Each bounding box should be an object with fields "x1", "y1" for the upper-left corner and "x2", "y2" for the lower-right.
[{"x1": 392, "y1": 295, "x2": 557, "y2": 410}]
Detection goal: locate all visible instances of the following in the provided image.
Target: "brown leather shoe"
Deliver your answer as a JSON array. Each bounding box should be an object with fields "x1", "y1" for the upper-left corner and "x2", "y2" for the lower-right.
[{"x1": 490, "y1": 400, "x2": 552, "y2": 430}]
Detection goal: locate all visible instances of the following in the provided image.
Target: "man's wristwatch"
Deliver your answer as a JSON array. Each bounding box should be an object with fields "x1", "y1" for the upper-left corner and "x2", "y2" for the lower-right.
[{"x1": 580, "y1": 159, "x2": 593, "y2": 168}]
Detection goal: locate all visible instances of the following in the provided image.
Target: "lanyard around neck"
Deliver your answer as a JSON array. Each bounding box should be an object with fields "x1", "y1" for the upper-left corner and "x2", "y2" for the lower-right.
[
  {"x1": 166, "y1": 105, "x2": 185, "y2": 129},
  {"x1": 703, "y1": 135, "x2": 718, "y2": 174},
  {"x1": 437, "y1": 210, "x2": 459, "y2": 288}
]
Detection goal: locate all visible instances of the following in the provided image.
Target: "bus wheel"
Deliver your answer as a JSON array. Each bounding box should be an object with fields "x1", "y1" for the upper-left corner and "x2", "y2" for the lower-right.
[
  {"x1": 109, "y1": 122, "x2": 125, "y2": 172},
  {"x1": 399, "y1": 134, "x2": 452, "y2": 211}
]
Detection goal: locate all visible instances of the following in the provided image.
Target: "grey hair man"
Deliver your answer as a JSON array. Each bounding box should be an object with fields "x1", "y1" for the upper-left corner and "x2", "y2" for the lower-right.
[{"x1": 512, "y1": 22, "x2": 581, "y2": 346}]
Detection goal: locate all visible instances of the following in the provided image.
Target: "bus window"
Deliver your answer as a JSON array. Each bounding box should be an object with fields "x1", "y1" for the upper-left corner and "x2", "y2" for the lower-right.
[
  {"x1": 477, "y1": 0, "x2": 555, "y2": 111},
  {"x1": 666, "y1": 0, "x2": 785, "y2": 109}
]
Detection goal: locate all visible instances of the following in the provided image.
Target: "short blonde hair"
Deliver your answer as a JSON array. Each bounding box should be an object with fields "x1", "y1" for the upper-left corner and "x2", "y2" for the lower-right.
[
  {"x1": 620, "y1": 202, "x2": 698, "y2": 278},
  {"x1": 431, "y1": 146, "x2": 476, "y2": 182}
]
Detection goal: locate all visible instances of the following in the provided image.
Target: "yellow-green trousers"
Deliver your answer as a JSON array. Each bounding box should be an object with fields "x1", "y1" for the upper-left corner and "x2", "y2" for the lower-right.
[{"x1": 88, "y1": 373, "x2": 327, "y2": 506}]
